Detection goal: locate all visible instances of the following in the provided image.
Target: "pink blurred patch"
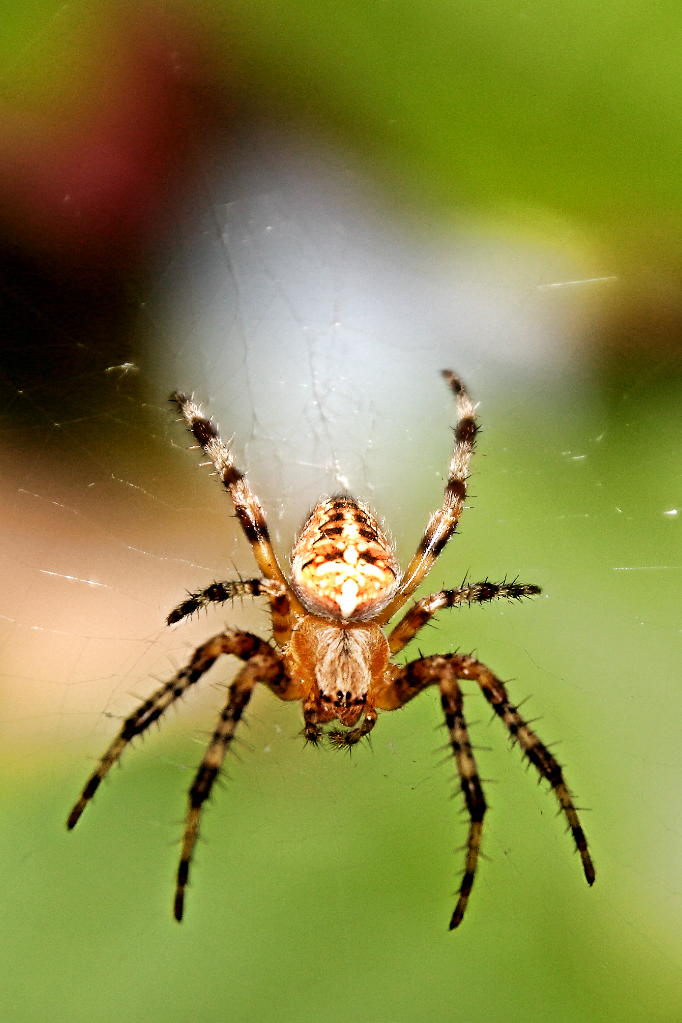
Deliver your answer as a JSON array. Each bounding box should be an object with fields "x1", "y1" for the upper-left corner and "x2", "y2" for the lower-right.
[{"x1": 0, "y1": 8, "x2": 233, "y2": 276}]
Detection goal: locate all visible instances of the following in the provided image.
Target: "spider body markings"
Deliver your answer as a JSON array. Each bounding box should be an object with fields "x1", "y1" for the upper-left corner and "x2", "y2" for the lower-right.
[{"x1": 68, "y1": 371, "x2": 595, "y2": 927}]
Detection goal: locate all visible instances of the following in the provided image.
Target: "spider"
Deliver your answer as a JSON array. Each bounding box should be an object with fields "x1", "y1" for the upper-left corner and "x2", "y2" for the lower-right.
[{"x1": 67, "y1": 371, "x2": 595, "y2": 928}]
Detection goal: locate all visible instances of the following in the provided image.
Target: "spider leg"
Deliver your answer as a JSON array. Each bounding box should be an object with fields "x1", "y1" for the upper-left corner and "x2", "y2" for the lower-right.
[
  {"x1": 375, "y1": 655, "x2": 486, "y2": 928},
  {"x1": 167, "y1": 577, "x2": 296, "y2": 647},
  {"x1": 378, "y1": 372, "x2": 478, "y2": 625},
  {"x1": 375, "y1": 651, "x2": 594, "y2": 927},
  {"x1": 439, "y1": 670, "x2": 486, "y2": 929},
  {"x1": 171, "y1": 392, "x2": 304, "y2": 617},
  {"x1": 174, "y1": 650, "x2": 286, "y2": 921},
  {"x1": 168, "y1": 578, "x2": 271, "y2": 625},
  {"x1": 454, "y1": 653, "x2": 595, "y2": 886},
  {"x1": 388, "y1": 580, "x2": 542, "y2": 654},
  {"x1": 67, "y1": 629, "x2": 278, "y2": 830}
]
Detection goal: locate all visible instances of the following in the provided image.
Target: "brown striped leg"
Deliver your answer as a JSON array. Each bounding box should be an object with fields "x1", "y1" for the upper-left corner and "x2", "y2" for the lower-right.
[
  {"x1": 454, "y1": 654, "x2": 595, "y2": 886},
  {"x1": 328, "y1": 706, "x2": 378, "y2": 748},
  {"x1": 378, "y1": 371, "x2": 478, "y2": 626},
  {"x1": 174, "y1": 651, "x2": 286, "y2": 921},
  {"x1": 374, "y1": 655, "x2": 486, "y2": 929},
  {"x1": 439, "y1": 669, "x2": 486, "y2": 929},
  {"x1": 67, "y1": 629, "x2": 278, "y2": 831},
  {"x1": 388, "y1": 580, "x2": 542, "y2": 655},
  {"x1": 167, "y1": 578, "x2": 296, "y2": 647},
  {"x1": 171, "y1": 392, "x2": 304, "y2": 617}
]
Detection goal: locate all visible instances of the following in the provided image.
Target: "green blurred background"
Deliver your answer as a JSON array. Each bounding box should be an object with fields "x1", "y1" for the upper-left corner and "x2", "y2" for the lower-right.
[{"x1": 1, "y1": 2, "x2": 682, "y2": 1022}]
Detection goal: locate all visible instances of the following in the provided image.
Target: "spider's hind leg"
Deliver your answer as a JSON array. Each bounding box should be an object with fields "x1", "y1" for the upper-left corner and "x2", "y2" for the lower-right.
[
  {"x1": 377, "y1": 371, "x2": 478, "y2": 626},
  {"x1": 171, "y1": 392, "x2": 300, "y2": 607}
]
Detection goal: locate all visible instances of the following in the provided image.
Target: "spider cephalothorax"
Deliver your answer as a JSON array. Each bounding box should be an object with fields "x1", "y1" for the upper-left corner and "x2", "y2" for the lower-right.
[{"x1": 68, "y1": 371, "x2": 595, "y2": 928}]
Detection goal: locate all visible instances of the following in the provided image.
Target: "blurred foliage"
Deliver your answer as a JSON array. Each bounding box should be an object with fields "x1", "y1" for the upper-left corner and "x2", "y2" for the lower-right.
[
  {"x1": 3, "y1": 0, "x2": 682, "y2": 254},
  {"x1": 2, "y1": 388, "x2": 682, "y2": 1023},
  {"x1": 2, "y1": 5, "x2": 682, "y2": 1023},
  {"x1": 223, "y1": 0, "x2": 682, "y2": 229}
]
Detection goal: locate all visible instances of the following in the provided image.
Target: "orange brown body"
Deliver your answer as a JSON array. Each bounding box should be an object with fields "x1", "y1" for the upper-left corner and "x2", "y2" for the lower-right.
[{"x1": 67, "y1": 372, "x2": 594, "y2": 928}]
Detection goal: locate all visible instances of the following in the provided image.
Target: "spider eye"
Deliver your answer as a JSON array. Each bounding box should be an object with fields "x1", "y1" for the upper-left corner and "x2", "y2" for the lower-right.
[{"x1": 291, "y1": 497, "x2": 400, "y2": 620}]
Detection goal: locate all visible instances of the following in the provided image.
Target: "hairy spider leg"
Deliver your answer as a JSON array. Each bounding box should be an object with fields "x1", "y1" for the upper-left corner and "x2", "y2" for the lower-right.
[
  {"x1": 377, "y1": 371, "x2": 478, "y2": 626},
  {"x1": 171, "y1": 393, "x2": 305, "y2": 642},
  {"x1": 67, "y1": 629, "x2": 278, "y2": 830},
  {"x1": 374, "y1": 655, "x2": 486, "y2": 928},
  {"x1": 174, "y1": 648, "x2": 287, "y2": 921},
  {"x1": 374, "y1": 651, "x2": 594, "y2": 928},
  {"x1": 387, "y1": 581, "x2": 542, "y2": 655},
  {"x1": 166, "y1": 578, "x2": 295, "y2": 645},
  {"x1": 439, "y1": 669, "x2": 485, "y2": 928},
  {"x1": 455, "y1": 653, "x2": 595, "y2": 886}
]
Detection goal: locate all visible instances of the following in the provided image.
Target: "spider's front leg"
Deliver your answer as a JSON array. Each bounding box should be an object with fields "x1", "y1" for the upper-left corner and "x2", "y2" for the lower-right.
[
  {"x1": 377, "y1": 656, "x2": 486, "y2": 928},
  {"x1": 455, "y1": 653, "x2": 595, "y2": 887},
  {"x1": 377, "y1": 650, "x2": 594, "y2": 928},
  {"x1": 174, "y1": 648, "x2": 288, "y2": 921},
  {"x1": 67, "y1": 630, "x2": 277, "y2": 830}
]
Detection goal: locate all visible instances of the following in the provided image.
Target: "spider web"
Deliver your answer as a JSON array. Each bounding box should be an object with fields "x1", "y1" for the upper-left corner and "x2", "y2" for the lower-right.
[
  {"x1": 2, "y1": 123, "x2": 592, "y2": 750},
  {"x1": 2, "y1": 123, "x2": 682, "y2": 1023}
]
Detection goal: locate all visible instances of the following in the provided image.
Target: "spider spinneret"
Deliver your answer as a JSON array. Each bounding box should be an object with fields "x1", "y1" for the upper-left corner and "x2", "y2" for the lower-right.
[{"x1": 67, "y1": 370, "x2": 595, "y2": 928}]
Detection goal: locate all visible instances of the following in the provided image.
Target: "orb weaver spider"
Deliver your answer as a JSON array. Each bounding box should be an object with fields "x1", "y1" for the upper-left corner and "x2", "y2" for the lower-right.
[{"x1": 68, "y1": 371, "x2": 595, "y2": 927}]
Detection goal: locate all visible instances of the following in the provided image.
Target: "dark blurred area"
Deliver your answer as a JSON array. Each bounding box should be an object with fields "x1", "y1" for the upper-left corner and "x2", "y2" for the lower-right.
[
  {"x1": 2, "y1": 0, "x2": 682, "y2": 416},
  {"x1": 0, "y1": 3, "x2": 235, "y2": 415}
]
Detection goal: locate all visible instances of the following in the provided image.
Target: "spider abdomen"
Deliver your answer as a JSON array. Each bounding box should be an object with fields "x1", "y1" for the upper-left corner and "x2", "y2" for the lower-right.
[{"x1": 290, "y1": 496, "x2": 400, "y2": 620}]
